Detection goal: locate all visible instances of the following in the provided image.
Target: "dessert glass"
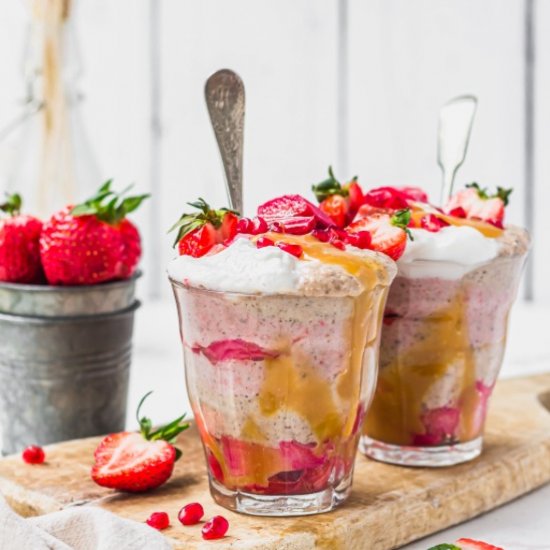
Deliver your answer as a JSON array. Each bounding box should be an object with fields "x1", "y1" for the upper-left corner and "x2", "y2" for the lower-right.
[
  {"x1": 361, "y1": 247, "x2": 528, "y2": 467},
  {"x1": 170, "y1": 272, "x2": 391, "y2": 516}
]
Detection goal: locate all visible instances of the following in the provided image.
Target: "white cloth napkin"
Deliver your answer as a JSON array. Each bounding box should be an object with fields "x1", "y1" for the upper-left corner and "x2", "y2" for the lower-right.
[{"x1": 0, "y1": 494, "x2": 172, "y2": 550}]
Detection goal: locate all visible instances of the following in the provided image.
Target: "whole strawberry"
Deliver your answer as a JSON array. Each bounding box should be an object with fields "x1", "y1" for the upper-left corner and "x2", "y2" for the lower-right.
[
  {"x1": 91, "y1": 392, "x2": 189, "y2": 492},
  {"x1": 0, "y1": 193, "x2": 43, "y2": 284},
  {"x1": 40, "y1": 181, "x2": 149, "y2": 285}
]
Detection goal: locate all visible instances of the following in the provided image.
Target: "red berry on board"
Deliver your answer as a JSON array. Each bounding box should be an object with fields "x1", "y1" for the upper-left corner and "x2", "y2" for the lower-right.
[
  {"x1": 256, "y1": 236, "x2": 275, "y2": 249},
  {"x1": 201, "y1": 515, "x2": 229, "y2": 540},
  {"x1": 277, "y1": 242, "x2": 303, "y2": 258},
  {"x1": 22, "y1": 445, "x2": 45, "y2": 465},
  {"x1": 178, "y1": 502, "x2": 204, "y2": 526},
  {"x1": 146, "y1": 511, "x2": 170, "y2": 530}
]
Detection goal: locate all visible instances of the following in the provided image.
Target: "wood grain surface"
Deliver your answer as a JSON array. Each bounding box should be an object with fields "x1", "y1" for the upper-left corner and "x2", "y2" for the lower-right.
[{"x1": 1, "y1": 373, "x2": 549, "y2": 549}]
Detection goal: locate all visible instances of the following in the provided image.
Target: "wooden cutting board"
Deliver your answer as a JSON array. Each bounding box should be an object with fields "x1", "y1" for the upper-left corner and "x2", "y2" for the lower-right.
[{"x1": 1, "y1": 373, "x2": 549, "y2": 550}]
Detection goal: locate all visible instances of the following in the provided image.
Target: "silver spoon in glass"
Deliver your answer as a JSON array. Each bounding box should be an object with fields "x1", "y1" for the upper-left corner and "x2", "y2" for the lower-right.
[
  {"x1": 438, "y1": 95, "x2": 478, "y2": 205},
  {"x1": 204, "y1": 69, "x2": 245, "y2": 214}
]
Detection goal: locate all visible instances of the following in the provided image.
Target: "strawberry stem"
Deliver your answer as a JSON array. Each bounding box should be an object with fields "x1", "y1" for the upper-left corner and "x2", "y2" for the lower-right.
[
  {"x1": 311, "y1": 165, "x2": 348, "y2": 203},
  {"x1": 135, "y1": 391, "x2": 190, "y2": 461},
  {"x1": 0, "y1": 193, "x2": 22, "y2": 216},
  {"x1": 466, "y1": 182, "x2": 513, "y2": 205},
  {"x1": 168, "y1": 197, "x2": 237, "y2": 247},
  {"x1": 391, "y1": 208, "x2": 414, "y2": 241},
  {"x1": 71, "y1": 180, "x2": 150, "y2": 224}
]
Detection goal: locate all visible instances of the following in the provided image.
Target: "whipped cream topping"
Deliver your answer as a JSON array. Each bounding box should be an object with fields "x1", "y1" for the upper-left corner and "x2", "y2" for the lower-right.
[
  {"x1": 168, "y1": 236, "x2": 393, "y2": 296},
  {"x1": 397, "y1": 225, "x2": 501, "y2": 279}
]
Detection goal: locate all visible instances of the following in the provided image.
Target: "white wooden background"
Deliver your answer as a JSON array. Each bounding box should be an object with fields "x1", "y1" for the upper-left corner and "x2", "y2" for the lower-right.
[{"x1": 0, "y1": 0, "x2": 547, "y2": 302}]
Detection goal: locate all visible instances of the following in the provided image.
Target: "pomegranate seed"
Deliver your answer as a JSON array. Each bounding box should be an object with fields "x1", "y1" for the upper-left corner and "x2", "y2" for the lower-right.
[
  {"x1": 178, "y1": 502, "x2": 204, "y2": 526},
  {"x1": 22, "y1": 445, "x2": 45, "y2": 465},
  {"x1": 236, "y1": 217, "x2": 253, "y2": 234},
  {"x1": 252, "y1": 217, "x2": 268, "y2": 234},
  {"x1": 270, "y1": 221, "x2": 285, "y2": 233},
  {"x1": 202, "y1": 515, "x2": 229, "y2": 540},
  {"x1": 146, "y1": 511, "x2": 170, "y2": 530},
  {"x1": 330, "y1": 240, "x2": 346, "y2": 251},
  {"x1": 420, "y1": 214, "x2": 449, "y2": 233},
  {"x1": 257, "y1": 236, "x2": 275, "y2": 249},
  {"x1": 311, "y1": 229, "x2": 330, "y2": 242},
  {"x1": 346, "y1": 230, "x2": 372, "y2": 249},
  {"x1": 277, "y1": 242, "x2": 303, "y2": 258},
  {"x1": 448, "y1": 206, "x2": 467, "y2": 218},
  {"x1": 330, "y1": 227, "x2": 348, "y2": 241}
]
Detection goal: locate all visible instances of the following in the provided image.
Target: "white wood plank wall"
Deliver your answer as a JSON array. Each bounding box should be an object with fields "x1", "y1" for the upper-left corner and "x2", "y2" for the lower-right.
[{"x1": 0, "y1": 1, "x2": 546, "y2": 301}]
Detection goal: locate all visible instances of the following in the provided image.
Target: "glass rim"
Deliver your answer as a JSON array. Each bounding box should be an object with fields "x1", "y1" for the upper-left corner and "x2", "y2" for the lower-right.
[{"x1": 168, "y1": 277, "x2": 388, "y2": 299}]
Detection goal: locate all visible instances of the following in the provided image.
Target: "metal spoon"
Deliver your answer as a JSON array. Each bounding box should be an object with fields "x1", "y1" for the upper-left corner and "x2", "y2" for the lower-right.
[
  {"x1": 204, "y1": 69, "x2": 245, "y2": 214},
  {"x1": 437, "y1": 95, "x2": 478, "y2": 204}
]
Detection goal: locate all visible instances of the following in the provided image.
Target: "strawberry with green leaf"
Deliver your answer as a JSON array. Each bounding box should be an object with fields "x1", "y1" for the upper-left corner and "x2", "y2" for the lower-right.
[
  {"x1": 170, "y1": 198, "x2": 238, "y2": 257},
  {"x1": 40, "y1": 181, "x2": 149, "y2": 285},
  {"x1": 348, "y1": 208, "x2": 412, "y2": 261},
  {"x1": 91, "y1": 391, "x2": 189, "y2": 492},
  {"x1": 312, "y1": 166, "x2": 365, "y2": 226},
  {"x1": 445, "y1": 182, "x2": 512, "y2": 228},
  {"x1": 0, "y1": 193, "x2": 43, "y2": 284}
]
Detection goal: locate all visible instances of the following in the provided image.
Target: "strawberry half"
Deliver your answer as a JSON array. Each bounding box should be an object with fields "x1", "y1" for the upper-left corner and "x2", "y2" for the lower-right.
[
  {"x1": 257, "y1": 194, "x2": 334, "y2": 229},
  {"x1": 445, "y1": 183, "x2": 512, "y2": 228},
  {"x1": 348, "y1": 208, "x2": 411, "y2": 260},
  {"x1": 311, "y1": 166, "x2": 365, "y2": 223},
  {"x1": 91, "y1": 392, "x2": 189, "y2": 493},
  {"x1": 0, "y1": 193, "x2": 44, "y2": 284},
  {"x1": 40, "y1": 181, "x2": 148, "y2": 285},
  {"x1": 170, "y1": 198, "x2": 238, "y2": 257}
]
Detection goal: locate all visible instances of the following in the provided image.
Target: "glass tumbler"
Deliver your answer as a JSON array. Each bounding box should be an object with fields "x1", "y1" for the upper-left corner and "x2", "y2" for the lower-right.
[
  {"x1": 170, "y1": 281, "x2": 390, "y2": 516},
  {"x1": 361, "y1": 248, "x2": 528, "y2": 467}
]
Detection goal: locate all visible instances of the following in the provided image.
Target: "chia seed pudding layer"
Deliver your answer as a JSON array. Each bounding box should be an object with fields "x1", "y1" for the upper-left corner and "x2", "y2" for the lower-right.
[
  {"x1": 170, "y1": 236, "x2": 395, "y2": 495},
  {"x1": 364, "y1": 226, "x2": 529, "y2": 447}
]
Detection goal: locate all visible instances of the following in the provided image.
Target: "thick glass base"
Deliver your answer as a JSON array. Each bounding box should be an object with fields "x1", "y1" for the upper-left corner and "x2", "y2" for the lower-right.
[
  {"x1": 360, "y1": 435, "x2": 482, "y2": 467},
  {"x1": 209, "y1": 476, "x2": 352, "y2": 516}
]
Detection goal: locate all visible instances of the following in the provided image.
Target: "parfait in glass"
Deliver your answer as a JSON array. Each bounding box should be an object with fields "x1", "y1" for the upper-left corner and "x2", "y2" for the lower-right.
[
  {"x1": 311, "y1": 174, "x2": 529, "y2": 467},
  {"x1": 169, "y1": 196, "x2": 395, "y2": 515}
]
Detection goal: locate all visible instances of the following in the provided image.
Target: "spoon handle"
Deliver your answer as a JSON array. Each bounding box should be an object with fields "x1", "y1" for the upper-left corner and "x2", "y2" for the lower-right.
[
  {"x1": 437, "y1": 95, "x2": 477, "y2": 205},
  {"x1": 204, "y1": 69, "x2": 245, "y2": 214}
]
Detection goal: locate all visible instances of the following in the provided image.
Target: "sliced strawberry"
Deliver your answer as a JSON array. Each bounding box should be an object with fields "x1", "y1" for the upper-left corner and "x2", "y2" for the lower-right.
[
  {"x1": 455, "y1": 538, "x2": 504, "y2": 550},
  {"x1": 192, "y1": 339, "x2": 280, "y2": 365},
  {"x1": 420, "y1": 214, "x2": 450, "y2": 233},
  {"x1": 91, "y1": 392, "x2": 189, "y2": 492},
  {"x1": 348, "y1": 209, "x2": 410, "y2": 260},
  {"x1": 258, "y1": 194, "x2": 333, "y2": 228},
  {"x1": 445, "y1": 183, "x2": 511, "y2": 228},
  {"x1": 178, "y1": 223, "x2": 217, "y2": 257},
  {"x1": 363, "y1": 186, "x2": 410, "y2": 210},
  {"x1": 319, "y1": 195, "x2": 348, "y2": 228},
  {"x1": 220, "y1": 212, "x2": 238, "y2": 241},
  {"x1": 345, "y1": 180, "x2": 365, "y2": 214},
  {"x1": 398, "y1": 186, "x2": 429, "y2": 203},
  {"x1": 413, "y1": 406, "x2": 460, "y2": 446}
]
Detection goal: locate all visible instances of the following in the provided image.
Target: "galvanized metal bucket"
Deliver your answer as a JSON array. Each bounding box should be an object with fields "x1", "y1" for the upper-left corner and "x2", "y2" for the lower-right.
[{"x1": 0, "y1": 275, "x2": 140, "y2": 454}]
